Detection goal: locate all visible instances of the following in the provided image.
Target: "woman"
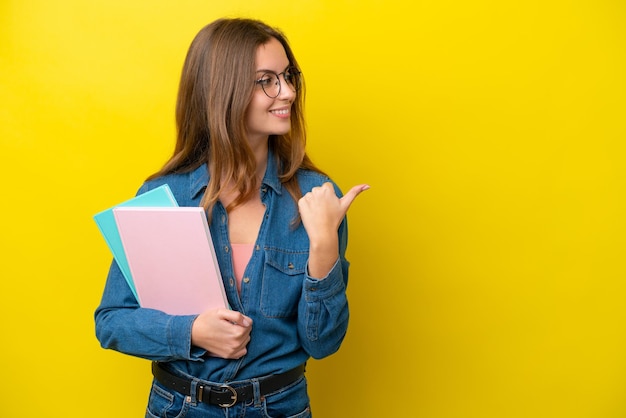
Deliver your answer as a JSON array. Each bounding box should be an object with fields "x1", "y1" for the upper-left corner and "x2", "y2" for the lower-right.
[{"x1": 95, "y1": 18, "x2": 368, "y2": 417}]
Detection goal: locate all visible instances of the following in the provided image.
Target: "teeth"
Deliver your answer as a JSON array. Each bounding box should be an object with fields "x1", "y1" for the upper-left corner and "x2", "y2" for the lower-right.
[{"x1": 271, "y1": 109, "x2": 289, "y2": 115}]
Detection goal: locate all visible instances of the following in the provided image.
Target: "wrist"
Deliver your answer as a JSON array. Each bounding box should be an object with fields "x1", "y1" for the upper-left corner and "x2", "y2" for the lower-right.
[
  {"x1": 308, "y1": 233, "x2": 338, "y2": 252},
  {"x1": 307, "y1": 236, "x2": 339, "y2": 279}
]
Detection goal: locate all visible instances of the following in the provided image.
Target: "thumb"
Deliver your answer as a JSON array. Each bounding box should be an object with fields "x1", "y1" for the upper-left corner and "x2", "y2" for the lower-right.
[{"x1": 339, "y1": 184, "x2": 370, "y2": 211}]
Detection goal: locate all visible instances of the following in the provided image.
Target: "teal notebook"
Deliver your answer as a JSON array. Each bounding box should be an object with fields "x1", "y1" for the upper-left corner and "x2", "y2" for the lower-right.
[{"x1": 94, "y1": 185, "x2": 178, "y2": 299}]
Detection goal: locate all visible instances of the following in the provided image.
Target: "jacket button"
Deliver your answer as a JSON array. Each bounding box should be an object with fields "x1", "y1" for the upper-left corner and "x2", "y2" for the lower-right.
[{"x1": 288, "y1": 262, "x2": 294, "y2": 269}]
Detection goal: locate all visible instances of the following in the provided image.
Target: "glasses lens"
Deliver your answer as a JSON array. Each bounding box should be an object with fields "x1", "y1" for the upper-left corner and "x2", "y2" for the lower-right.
[
  {"x1": 284, "y1": 68, "x2": 300, "y2": 91},
  {"x1": 258, "y1": 72, "x2": 280, "y2": 98}
]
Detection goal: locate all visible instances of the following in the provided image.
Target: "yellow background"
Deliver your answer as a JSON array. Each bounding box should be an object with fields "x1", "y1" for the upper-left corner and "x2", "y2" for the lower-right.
[{"x1": 1, "y1": 0, "x2": 625, "y2": 417}]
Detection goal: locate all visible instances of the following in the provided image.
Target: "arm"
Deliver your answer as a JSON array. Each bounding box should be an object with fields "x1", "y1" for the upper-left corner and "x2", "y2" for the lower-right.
[
  {"x1": 95, "y1": 257, "x2": 253, "y2": 361},
  {"x1": 296, "y1": 182, "x2": 368, "y2": 358},
  {"x1": 297, "y1": 218, "x2": 351, "y2": 359},
  {"x1": 94, "y1": 260, "x2": 205, "y2": 361}
]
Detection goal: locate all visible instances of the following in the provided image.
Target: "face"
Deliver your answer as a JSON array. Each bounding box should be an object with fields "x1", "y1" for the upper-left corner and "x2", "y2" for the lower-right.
[{"x1": 245, "y1": 37, "x2": 296, "y2": 145}]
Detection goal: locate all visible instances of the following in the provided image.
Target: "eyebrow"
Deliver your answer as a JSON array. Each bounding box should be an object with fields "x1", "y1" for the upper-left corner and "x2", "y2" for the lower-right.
[{"x1": 255, "y1": 65, "x2": 291, "y2": 74}]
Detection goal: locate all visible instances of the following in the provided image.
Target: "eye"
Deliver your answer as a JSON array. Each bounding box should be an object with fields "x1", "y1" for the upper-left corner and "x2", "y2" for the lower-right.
[{"x1": 255, "y1": 75, "x2": 274, "y2": 86}]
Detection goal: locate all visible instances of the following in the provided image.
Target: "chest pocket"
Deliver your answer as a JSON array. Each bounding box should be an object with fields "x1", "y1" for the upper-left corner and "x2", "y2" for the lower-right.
[{"x1": 261, "y1": 248, "x2": 308, "y2": 318}]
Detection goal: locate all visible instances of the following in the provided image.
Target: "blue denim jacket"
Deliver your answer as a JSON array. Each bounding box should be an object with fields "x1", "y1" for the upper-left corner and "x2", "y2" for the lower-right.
[{"x1": 95, "y1": 153, "x2": 350, "y2": 382}]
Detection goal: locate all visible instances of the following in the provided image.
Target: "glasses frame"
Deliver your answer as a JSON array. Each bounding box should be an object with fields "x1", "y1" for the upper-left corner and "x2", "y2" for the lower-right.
[{"x1": 255, "y1": 67, "x2": 301, "y2": 98}]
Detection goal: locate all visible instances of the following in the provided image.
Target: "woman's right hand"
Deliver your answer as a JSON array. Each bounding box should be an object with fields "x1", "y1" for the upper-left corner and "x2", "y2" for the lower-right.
[{"x1": 191, "y1": 309, "x2": 253, "y2": 359}]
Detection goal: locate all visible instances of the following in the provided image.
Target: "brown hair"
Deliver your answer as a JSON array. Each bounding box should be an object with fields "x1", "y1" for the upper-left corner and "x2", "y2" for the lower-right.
[{"x1": 147, "y1": 18, "x2": 324, "y2": 216}]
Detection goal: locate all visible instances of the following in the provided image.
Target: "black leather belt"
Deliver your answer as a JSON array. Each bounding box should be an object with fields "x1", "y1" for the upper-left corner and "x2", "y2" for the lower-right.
[{"x1": 152, "y1": 362, "x2": 305, "y2": 408}]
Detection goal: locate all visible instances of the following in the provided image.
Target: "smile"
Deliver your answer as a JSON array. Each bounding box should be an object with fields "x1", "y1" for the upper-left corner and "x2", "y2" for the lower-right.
[{"x1": 270, "y1": 109, "x2": 290, "y2": 116}]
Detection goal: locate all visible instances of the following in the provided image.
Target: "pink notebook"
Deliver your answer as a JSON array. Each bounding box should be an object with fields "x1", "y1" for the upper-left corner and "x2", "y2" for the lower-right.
[{"x1": 112, "y1": 207, "x2": 228, "y2": 315}]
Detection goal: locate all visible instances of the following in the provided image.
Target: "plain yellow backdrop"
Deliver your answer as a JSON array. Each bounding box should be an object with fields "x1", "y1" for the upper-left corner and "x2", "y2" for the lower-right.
[{"x1": 1, "y1": 0, "x2": 625, "y2": 417}]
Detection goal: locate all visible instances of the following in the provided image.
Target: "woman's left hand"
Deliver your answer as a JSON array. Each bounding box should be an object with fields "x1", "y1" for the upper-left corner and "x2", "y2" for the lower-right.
[{"x1": 298, "y1": 183, "x2": 369, "y2": 278}]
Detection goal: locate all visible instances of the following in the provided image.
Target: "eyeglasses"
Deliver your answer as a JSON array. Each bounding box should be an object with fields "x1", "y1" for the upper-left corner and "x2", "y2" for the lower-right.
[{"x1": 254, "y1": 67, "x2": 301, "y2": 98}]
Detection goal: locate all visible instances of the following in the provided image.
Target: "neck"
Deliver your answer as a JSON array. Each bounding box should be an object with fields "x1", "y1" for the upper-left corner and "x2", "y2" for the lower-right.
[
  {"x1": 215, "y1": 137, "x2": 268, "y2": 209},
  {"x1": 248, "y1": 136, "x2": 269, "y2": 182}
]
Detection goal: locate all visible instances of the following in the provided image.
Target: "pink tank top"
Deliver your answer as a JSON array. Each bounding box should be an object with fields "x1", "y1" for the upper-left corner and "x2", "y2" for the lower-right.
[{"x1": 231, "y1": 243, "x2": 254, "y2": 294}]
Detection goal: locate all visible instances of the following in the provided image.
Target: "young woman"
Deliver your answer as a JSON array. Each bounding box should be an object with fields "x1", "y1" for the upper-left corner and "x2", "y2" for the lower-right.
[{"x1": 95, "y1": 18, "x2": 368, "y2": 417}]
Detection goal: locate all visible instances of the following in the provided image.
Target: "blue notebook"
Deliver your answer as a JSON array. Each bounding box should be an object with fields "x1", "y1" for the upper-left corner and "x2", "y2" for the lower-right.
[{"x1": 94, "y1": 185, "x2": 178, "y2": 299}]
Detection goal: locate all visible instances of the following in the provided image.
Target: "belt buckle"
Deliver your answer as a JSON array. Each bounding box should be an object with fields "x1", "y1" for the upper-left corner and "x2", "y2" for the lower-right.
[{"x1": 217, "y1": 384, "x2": 238, "y2": 408}]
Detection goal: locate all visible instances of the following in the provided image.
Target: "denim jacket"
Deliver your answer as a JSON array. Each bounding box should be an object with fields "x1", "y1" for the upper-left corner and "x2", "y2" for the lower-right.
[{"x1": 94, "y1": 152, "x2": 350, "y2": 382}]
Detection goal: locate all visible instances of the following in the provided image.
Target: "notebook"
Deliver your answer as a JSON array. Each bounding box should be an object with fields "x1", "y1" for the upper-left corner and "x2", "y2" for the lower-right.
[
  {"x1": 93, "y1": 184, "x2": 178, "y2": 299},
  {"x1": 112, "y1": 206, "x2": 228, "y2": 315}
]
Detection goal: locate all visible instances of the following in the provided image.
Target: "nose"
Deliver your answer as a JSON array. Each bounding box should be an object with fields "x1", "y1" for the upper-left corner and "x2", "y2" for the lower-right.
[{"x1": 277, "y1": 74, "x2": 296, "y2": 101}]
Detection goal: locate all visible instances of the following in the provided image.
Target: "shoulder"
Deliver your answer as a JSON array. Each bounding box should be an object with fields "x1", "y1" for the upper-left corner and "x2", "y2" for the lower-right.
[
  {"x1": 136, "y1": 165, "x2": 208, "y2": 206},
  {"x1": 296, "y1": 169, "x2": 343, "y2": 197},
  {"x1": 137, "y1": 172, "x2": 186, "y2": 194}
]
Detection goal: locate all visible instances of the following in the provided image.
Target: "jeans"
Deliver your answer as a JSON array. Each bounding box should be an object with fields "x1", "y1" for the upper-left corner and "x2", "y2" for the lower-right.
[{"x1": 145, "y1": 375, "x2": 311, "y2": 418}]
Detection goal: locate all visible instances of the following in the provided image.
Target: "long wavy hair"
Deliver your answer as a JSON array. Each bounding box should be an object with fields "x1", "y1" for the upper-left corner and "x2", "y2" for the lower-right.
[{"x1": 147, "y1": 18, "x2": 324, "y2": 216}]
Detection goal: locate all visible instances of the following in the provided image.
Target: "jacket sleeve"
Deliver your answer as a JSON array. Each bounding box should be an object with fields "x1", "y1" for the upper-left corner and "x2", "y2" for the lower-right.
[
  {"x1": 94, "y1": 259, "x2": 208, "y2": 361},
  {"x1": 297, "y1": 216, "x2": 350, "y2": 359}
]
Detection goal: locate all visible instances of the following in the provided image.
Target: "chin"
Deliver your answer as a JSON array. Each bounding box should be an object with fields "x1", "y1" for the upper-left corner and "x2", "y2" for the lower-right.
[{"x1": 270, "y1": 127, "x2": 291, "y2": 136}]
